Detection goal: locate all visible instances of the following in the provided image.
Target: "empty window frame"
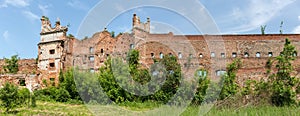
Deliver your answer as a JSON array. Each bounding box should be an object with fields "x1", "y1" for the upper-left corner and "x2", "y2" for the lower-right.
[
  {"x1": 244, "y1": 52, "x2": 249, "y2": 57},
  {"x1": 293, "y1": 51, "x2": 297, "y2": 57},
  {"x1": 89, "y1": 56, "x2": 95, "y2": 61},
  {"x1": 216, "y1": 70, "x2": 226, "y2": 76},
  {"x1": 197, "y1": 70, "x2": 207, "y2": 77},
  {"x1": 49, "y1": 63, "x2": 55, "y2": 68},
  {"x1": 232, "y1": 52, "x2": 237, "y2": 58},
  {"x1": 199, "y1": 53, "x2": 203, "y2": 58},
  {"x1": 101, "y1": 49, "x2": 104, "y2": 54},
  {"x1": 211, "y1": 52, "x2": 215, "y2": 58},
  {"x1": 178, "y1": 52, "x2": 182, "y2": 59},
  {"x1": 89, "y1": 47, "x2": 94, "y2": 53},
  {"x1": 160, "y1": 52, "x2": 164, "y2": 59},
  {"x1": 189, "y1": 54, "x2": 193, "y2": 58},
  {"x1": 49, "y1": 49, "x2": 55, "y2": 54},
  {"x1": 20, "y1": 79, "x2": 26, "y2": 86},
  {"x1": 90, "y1": 68, "x2": 95, "y2": 73},
  {"x1": 256, "y1": 52, "x2": 261, "y2": 58},
  {"x1": 130, "y1": 44, "x2": 134, "y2": 49},
  {"x1": 268, "y1": 52, "x2": 273, "y2": 57},
  {"x1": 221, "y1": 53, "x2": 225, "y2": 58},
  {"x1": 151, "y1": 53, "x2": 155, "y2": 58}
]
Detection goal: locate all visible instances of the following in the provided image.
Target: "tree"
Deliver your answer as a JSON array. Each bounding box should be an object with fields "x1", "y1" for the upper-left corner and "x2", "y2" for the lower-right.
[
  {"x1": 3, "y1": 55, "x2": 19, "y2": 74},
  {"x1": 279, "y1": 21, "x2": 284, "y2": 34},
  {"x1": 110, "y1": 31, "x2": 115, "y2": 38},
  {"x1": 219, "y1": 59, "x2": 241, "y2": 100},
  {"x1": 261, "y1": 25, "x2": 267, "y2": 35},
  {"x1": 271, "y1": 38, "x2": 297, "y2": 106},
  {"x1": 0, "y1": 83, "x2": 19, "y2": 112}
]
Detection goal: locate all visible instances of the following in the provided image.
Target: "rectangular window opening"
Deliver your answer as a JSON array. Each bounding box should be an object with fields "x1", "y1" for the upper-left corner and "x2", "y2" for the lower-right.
[
  {"x1": 49, "y1": 49, "x2": 55, "y2": 54},
  {"x1": 211, "y1": 52, "x2": 215, "y2": 58},
  {"x1": 232, "y1": 52, "x2": 237, "y2": 58},
  {"x1": 20, "y1": 79, "x2": 26, "y2": 86},
  {"x1": 49, "y1": 63, "x2": 55, "y2": 68},
  {"x1": 221, "y1": 53, "x2": 225, "y2": 58}
]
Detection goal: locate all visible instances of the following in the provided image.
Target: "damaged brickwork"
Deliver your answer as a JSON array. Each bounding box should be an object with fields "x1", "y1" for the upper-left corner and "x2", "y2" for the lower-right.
[
  {"x1": 2, "y1": 14, "x2": 300, "y2": 89},
  {"x1": 36, "y1": 14, "x2": 300, "y2": 87},
  {"x1": 0, "y1": 59, "x2": 39, "y2": 91}
]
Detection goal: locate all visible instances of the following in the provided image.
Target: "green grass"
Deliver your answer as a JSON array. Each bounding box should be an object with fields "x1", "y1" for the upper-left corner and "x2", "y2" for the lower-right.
[
  {"x1": 0, "y1": 101, "x2": 93, "y2": 116},
  {"x1": 0, "y1": 101, "x2": 299, "y2": 116},
  {"x1": 182, "y1": 105, "x2": 300, "y2": 116}
]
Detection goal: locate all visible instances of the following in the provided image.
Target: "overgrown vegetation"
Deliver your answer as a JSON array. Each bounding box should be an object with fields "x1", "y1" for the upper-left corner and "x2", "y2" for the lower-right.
[
  {"x1": 3, "y1": 55, "x2": 19, "y2": 74},
  {"x1": 0, "y1": 83, "x2": 35, "y2": 112},
  {"x1": 5, "y1": 38, "x2": 299, "y2": 115}
]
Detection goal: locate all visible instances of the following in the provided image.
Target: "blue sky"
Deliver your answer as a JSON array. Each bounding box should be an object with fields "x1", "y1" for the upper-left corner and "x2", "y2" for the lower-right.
[{"x1": 1, "y1": 0, "x2": 300, "y2": 58}]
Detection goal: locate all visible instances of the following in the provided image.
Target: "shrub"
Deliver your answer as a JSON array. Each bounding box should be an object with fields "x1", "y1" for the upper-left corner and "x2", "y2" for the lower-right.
[{"x1": 0, "y1": 83, "x2": 19, "y2": 112}]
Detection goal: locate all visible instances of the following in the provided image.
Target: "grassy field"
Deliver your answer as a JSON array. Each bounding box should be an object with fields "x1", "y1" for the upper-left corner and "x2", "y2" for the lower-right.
[{"x1": 0, "y1": 101, "x2": 299, "y2": 115}]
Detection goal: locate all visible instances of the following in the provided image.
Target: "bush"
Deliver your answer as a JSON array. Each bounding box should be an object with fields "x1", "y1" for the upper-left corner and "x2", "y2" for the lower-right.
[
  {"x1": 18, "y1": 88, "x2": 30, "y2": 107},
  {"x1": 0, "y1": 83, "x2": 19, "y2": 112}
]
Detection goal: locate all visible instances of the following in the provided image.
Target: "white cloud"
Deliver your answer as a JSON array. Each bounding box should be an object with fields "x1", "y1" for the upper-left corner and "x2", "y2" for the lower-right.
[
  {"x1": 67, "y1": 0, "x2": 88, "y2": 10},
  {"x1": 22, "y1": 11, "x2": 39, "y2": 21},
  {"x1": 292, "y1": 26, "x2": 300, "y2": 34},
  {"x1": 298, "y1": 16, "x2": 300, "y2": 21},
  {"x1": 38, "y1": 4, "x2": 50, "y2": 16},
  {"x1": 0, "y1": 0, "x2": 30, "y2": 8},
  {"x1": 3, "y1": 31, "x2": 9, "y2": 41},
  {"x1": 226, "y1": 0, "x2": 295, "y2": 33}
]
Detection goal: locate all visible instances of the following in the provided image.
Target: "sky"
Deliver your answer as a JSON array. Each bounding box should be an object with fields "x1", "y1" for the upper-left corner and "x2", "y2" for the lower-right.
[{"x1": 1, "y1": 0, "x2": 300, "y2": 58}]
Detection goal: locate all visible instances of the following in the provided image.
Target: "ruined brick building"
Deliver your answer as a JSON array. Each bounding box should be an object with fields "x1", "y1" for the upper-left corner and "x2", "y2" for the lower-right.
[
  {"x1": 36, "y1": 14, "x2": 300, "y2": 87},
  {"x1": 2, "y1": 14, "x2": 300, "y2": 89}
]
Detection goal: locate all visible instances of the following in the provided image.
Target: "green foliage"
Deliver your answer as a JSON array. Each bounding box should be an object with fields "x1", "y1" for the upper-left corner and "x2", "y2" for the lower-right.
[
  {"x1": 3, "y1": 55, "x2": 19, "y2": 74},
  {"x1": 280, "y1": 21, "x2": 284, "y2": 34},
  {"x1": 0, "y1": 83, "x2": 19, "y2": 112},
  {"x1": 152, "y1": 55, "x2": 182, "y2": 103},
  {"x1": 261, "y1": 25, "x2": 267, "y2": 35},
  {"x1": 192, "y1": 69, "x2": 210, "y2": 105},
  {"x1": 31, "y1": 94, "x2": 37, "y2": 107},
  {"x1": 241, "y1": 80, "x2": 257, "y2": 96},
  {"x1": 270, "y1": 38, "x2": 297, "y2": 106},
  {"x1": 59, "y1": 68, "x2": 80, "y2": 100},
  {"x1": 111, "y1": 31, "x2": 115, "y2": 37},
  {"x1": 18, "y1": 88, "x2": 31, "y2": 107},
  {"x1": 219, "y1": 59, "x2": 241, "y2": 100},
  {"x1": 55, "y1": 88, "x2": 71, "y2": 102}
]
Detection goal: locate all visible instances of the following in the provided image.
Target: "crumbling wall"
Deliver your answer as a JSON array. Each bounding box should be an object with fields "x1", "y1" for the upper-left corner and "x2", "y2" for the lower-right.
[
  {"x1": 0, "y1": 59, "x2": 37, "y2": 74},
  {"x1": 0, "y1": 74, "x2": 39, "y2": 91}
]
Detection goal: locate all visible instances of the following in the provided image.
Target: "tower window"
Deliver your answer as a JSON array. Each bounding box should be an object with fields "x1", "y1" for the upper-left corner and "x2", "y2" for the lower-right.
[
  {"x1": 20, "y1": 79, "x2": 26, "y2": 86},
  {"x1": 89, "y1": 56, "x2": 94, "y2": 61},
  {"x1": 49, "y1": 49, "x2": 55, "y2": 54},
  {"x1": 89, "y1": 47, "x2": 94, "y2": 53},
  {"x1": 101, "y1": 49, "x2": 104, "y2": 54},
  {"x1": 130, "y1": 44, "x2": 134, "y2": 49},
  {"x1": 49, "y1": 63, "x2": 55, "y2": 68}
]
